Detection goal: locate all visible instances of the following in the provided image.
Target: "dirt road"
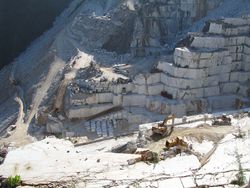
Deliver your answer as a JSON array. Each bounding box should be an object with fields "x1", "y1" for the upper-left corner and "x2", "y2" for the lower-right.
[{"x1": 25, "y1": 57, "x2": 65, "y2": 125}]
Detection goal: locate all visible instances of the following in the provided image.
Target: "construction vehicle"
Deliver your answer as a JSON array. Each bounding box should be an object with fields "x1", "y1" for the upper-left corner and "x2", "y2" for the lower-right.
[
  {"x1": 165, "y1": 137, "x2": 189, "y2": 149},
  {"x1": 135, "y1": 150, "x2": 159, "y2": 163},
  {"x1": 212, "y1": 114, "x2": 231, "y2": 126},
  {"x1": 162, "y1": 137, "x2": 193, "y2": 159},
  {"x1": 152, "y1": 114, "x2": 175, "y2": 136}
]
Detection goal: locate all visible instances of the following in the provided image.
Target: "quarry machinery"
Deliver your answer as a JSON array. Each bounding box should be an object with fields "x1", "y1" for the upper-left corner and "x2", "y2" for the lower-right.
[
  {"x1": 152, "y1": 114, "x2": 175, "y2": 136},
  {"x1": 212, "y1": 114, "x2": 231, "y2": 126},
  {"x1": 165, "y1": 137, "x2": 189, "y2": 150}
]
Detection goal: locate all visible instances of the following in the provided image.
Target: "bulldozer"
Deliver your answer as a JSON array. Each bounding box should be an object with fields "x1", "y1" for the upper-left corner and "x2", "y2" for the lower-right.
[{"x1": 152, "y1": 114, "x2": 175, "y2": 136}]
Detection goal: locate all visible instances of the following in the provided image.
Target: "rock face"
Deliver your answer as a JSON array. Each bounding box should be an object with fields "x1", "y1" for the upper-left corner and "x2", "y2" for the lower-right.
[
  {"x1": 130, "y1": 0, "x2": 223, "y2": 56},
  {"x1": 0, "y1": 0, "x2": 71, "y2": 69},
  {"x1": 68, "y1": 0, "x2": 223, "y2": 56}
]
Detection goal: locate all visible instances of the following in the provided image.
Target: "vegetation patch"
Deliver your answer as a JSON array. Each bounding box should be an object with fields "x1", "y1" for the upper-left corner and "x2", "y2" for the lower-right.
[
  {"x1": 3, "y1": 175, "x2": 21, "y2": 188},
  {"x1": 230, "y1": 150, "x2": 246, "y2": 186}
]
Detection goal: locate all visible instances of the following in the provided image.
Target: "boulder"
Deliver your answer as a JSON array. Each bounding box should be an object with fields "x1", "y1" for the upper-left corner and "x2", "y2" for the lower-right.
[{"x1": 111, "y1": 141, "x2": 137, "y2": 154}]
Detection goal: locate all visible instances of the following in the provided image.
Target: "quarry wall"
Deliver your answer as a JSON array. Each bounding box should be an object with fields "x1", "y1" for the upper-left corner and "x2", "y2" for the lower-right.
[{"x1": 130, "y1": 0, "x2": 223, "y2": 56}]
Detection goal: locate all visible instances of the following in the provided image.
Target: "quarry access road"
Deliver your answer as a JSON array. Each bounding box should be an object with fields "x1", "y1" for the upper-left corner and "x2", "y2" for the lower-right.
[
  {"x1": 8, "y1": 50, "x2": 28, "y2": 126},
  {"x1": 0, "y1": 26, "x2": 74, "y2": 146},
  {"x1": 0, "y1": 57, "x2": 65, "y2": 147},
  {"x1": 0, "y1": 69, "x2": 30, "y2": 145},
  {"x1": 14, "y1": 97, "x2": 24, "y2": 126},
  {"x1": 0, "y1": 64, "x2": 27, "y2": 136}
]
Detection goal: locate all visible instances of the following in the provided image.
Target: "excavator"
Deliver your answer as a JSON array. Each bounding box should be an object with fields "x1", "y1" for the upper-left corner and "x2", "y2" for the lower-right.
[{"x1": 152, "y1": 114, "x2": 175, "y2": 137}]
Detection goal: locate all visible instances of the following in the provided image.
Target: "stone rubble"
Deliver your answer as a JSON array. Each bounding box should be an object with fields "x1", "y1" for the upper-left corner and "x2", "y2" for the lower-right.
[{"x1": 1, "y1": 114, "x2": 250, "y2": 187}]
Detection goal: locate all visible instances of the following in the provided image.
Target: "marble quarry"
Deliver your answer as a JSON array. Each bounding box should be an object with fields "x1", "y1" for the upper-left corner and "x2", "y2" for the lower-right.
[
  {"x1": 65, "y1": 15, "x2": 250, "y2": 127},
  {"x1": 3, "y1": 1, "x2": 250, "y2": 187}
]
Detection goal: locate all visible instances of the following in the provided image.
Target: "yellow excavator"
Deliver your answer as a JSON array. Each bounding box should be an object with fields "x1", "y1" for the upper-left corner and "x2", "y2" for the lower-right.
[{"x1": 152, "y1": 114, "x2": 175, "y2": 136}]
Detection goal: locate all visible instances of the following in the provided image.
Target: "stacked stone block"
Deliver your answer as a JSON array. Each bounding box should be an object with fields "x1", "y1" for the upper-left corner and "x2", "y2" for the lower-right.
[
  {"x1": 157, "y1": 16, "x2": 250, "y2": 112},
  {"x1": 67, "y1": 16, "x2": 250, "y2": 120}
]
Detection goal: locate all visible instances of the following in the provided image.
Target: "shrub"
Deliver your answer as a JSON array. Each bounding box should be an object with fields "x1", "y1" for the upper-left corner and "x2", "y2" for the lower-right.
[
  {"x1": 5, "y1": 175, "x2": 21, "y2": 188},
  {"x1": 230, "y1": 151, "x2": 246, "y2": 186}
]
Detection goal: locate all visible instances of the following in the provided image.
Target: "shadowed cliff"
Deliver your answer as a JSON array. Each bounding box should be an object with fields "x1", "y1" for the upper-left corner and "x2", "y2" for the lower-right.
[{"x1": 0, "y1": 0, "x2": 71, "y2": 69}]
